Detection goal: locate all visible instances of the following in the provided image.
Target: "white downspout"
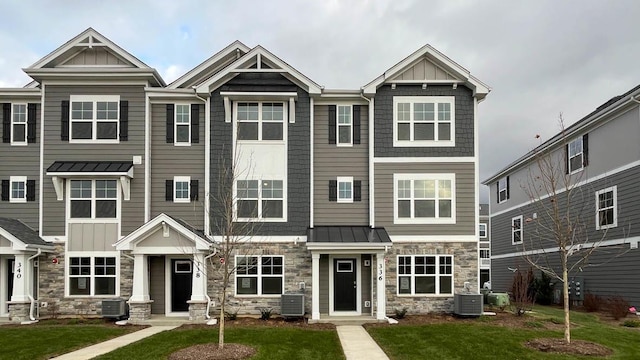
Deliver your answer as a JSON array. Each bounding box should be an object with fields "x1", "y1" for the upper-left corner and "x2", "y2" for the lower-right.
[
  {"x1": 203, "y1": 248, "x2": 218, "y2": 322},
  {"x1": 24, "y1": 249, "x2": 42, "y2": 323},
  {"x1": 359, "y1": 94, "x2": 374, "y2": 228}
]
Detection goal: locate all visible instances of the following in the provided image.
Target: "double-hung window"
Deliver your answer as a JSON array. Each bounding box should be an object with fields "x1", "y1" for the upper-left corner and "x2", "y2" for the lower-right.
[
  {"x1": 397, "y1": 255, "x2": 453, "y2": 295},
  {"x1": 568, "y1": 137, "x2": 583, "y2": 173},
  {"x1": 237, "y1": 179, "x2": 284, "y2": 220},
  {"x1": 595, "y1": 186, "x2": 617, "y2": 230},
  {"x1": 70, "y1": 95, "x2": 119, "y2": 142},
  {"x1": 498, "y1": 177, "x2": 508, "y2": 203},
  {"x1": 69, "y1": 256, "x2": 117, "y2": 296},
  {"x1": 337, "y1": 105, "x2": 352, "y2": 145},
  {"x1": 236, "y1": 102, "x2": 284, "y2": 141},
  {"x1": 479, "y1": 223, "x2": 487, "y2": 239},
  {"x1": 337, "y1": 176, "x2": 353, "y2": 203},
  {"x1": 235, "y1": 255, "x2": 284, "y2": 296},
  {"x1": 175, "y1": 104, "x2": 191, "y2": 145},
  {"x1": 11, "y1": 104, "x2": 27, "y2": 145},
  {"x1": 394, "y1": 173, "x2": 455, "y2": 224},
  {"x1": 69, "y1": 180, "x2": 118, "y2": 219},
  {"x1": 512, "y1": 215, "x2": 523, "y2": 244},
  {"x1": 9, "y1": 176, "x2": 27, "y2": 203},
  {"x1": 173, "y1": 176, "x2": 190, "y2": 203},
  {"x1": 394, "y1": 96, "x2": 454, "y2": 146}
]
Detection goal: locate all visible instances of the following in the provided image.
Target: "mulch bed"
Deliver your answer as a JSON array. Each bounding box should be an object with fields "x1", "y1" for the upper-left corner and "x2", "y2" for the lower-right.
[
  {"x1": 180, "y1": 316, "x2": 336, "y2": 331},
  {"x1": 525, "y1": 338, "x2": 613, "y2": 357},
  {"x1": 168, "y1": 343, "x2": 256, "y2": 360}
]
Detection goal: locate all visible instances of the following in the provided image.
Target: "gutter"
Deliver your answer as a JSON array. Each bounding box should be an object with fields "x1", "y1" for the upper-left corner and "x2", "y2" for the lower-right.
[{"x1": 359, "y1": 93, "x2": 375, "y2": 228}]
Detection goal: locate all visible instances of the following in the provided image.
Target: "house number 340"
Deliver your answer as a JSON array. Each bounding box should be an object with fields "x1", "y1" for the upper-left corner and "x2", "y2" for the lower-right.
[{"x1": 15, "y1": 262, "x2": 22, "y2": 279}]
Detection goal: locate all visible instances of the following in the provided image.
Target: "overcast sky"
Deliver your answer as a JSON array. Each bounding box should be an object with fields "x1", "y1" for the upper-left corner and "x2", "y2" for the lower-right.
[{"x1": 2, "y1": 0, "x2": 639, "y2": 203}]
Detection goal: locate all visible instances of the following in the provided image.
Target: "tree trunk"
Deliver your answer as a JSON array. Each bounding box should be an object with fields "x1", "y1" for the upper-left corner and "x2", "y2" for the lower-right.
[
  {"x1": 218, "y1": 289, "x2": 225, "y2": 349},
  {"x1": 562, "y1": 253, "x2": 571, "y2": 344}
]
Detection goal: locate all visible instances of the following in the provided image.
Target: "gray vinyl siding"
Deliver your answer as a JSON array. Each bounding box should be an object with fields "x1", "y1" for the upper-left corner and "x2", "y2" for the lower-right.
[
  {"x1": 374, "y1": 162, "x2": 475, "y2": 236},
  {"x1": 361, "y1": 254, "x2": 372, "y2": 314},
  {"x1": 0, "y1": 101, "x2": 41, "y2": 229},
  {"x1": 150, "y1": 103, "x2": 205, "y2": 228},
  {"x1": 149, "y1": 256, "x2": 166, "y2": 314},
  {"x1": 491, "y1": 164, "x2": 640, "y2": 257},
  {"x1": 374, "y1": 85, "x2": 475, "y2": 158},
  {"x1": 313, "y1": 104, "x2": 369, "y2": 226},
  {"x1": 209, "y1": 74, "x2": 310, "y2": 236},
  {"x1": 320, "y1": 254, "x2": 329, "y2": 314},
  {"x1": 42, "y1": 85, "x2": 145, "y2": 236}
]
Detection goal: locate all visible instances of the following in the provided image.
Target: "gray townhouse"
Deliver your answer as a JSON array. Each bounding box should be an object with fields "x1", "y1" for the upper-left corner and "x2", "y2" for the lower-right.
[
  {"x1": 0, "y1": 28, "x2": 489, "y2": 323},
  {"x1": 479, "y1": 204, "x2": 490, "y2": 287},
  {"x1": 483, "y1": 85, "x2": 640, "y2": 305}
]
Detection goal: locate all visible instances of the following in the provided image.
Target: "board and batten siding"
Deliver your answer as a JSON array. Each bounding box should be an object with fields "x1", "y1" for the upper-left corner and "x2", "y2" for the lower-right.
[
  {"x1": 42, "y1": 85, "x2": 146, "y2": 237},
  {"x1": 0, "y1": 101, "x2": 41, "y2": 229},
  {"x1": 374, "y1": 162, "x2": 475, "y2": 236},
  {"x1": 313, "y1": 104, "x2": 369, "y2": 226},
  {"x1": 150, "y1": 103, "x2": 205, "y2": 228}
]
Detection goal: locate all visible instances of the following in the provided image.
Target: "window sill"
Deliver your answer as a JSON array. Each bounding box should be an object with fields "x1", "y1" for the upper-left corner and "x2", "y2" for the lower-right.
[
  {"x1": 337, "y1": 199, "x2": 354, "y2": 204},
  {"x1": 9, "y1": 199, "x2": 27, "y2": 203},
  {"x1": 393, "y1": 140, "x2": 455, "y2": 147},
  {"x1": 233, "y1": 294, "x2": 282, "y2": 298},
  {"x1": 394, "y1": 217, "x2": 456, "y2": 225},
  {"x1": 69, "y1": 140, "x2": 120, "y2": 144},
  {"x1": 173, "y1": 142, "x2": 192, "y2": 147},
  {"x1": 237, "y1": 217, "x2": 287, "y2": 223},
  {"x1": 173, "y1": 199, "x2": 191, "y2": 203},
  {"x1": 10, "y1": 142, "x2": 28, "y2": 146},
  {"x1": 512, "y1": 241, "x2": 523, "y2": 245},
  {"x1": 396, "y1": 294, "x2": 453, "y2": 298},
  {"x1": 336, "y1": 143, "x2": 353, "y2": 147},
  {"x1": 596, "y1": 224, "x2": 617, "y2": 231},
  {"x1": 65, "y1": 294, "x2": 120, "y2": 299}
]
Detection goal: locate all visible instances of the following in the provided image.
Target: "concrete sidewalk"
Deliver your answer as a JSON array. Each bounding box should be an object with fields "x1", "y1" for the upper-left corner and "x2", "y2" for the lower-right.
[
  {"x1": 51, "y1": 325, "x2": 177, "y2": 360},
  {"x1": 337, "y1": 325, "x2": 389, "y2": 360}
]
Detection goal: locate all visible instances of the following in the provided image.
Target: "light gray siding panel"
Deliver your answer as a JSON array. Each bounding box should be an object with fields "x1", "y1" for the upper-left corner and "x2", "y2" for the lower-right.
[
  {"x1": 0, "y1": 236, "x2": 10, "y2": 247},
  {"x1": 374, "y1": 162, "x2": 475, "y2": 236},
  {"x1": 42, "y1": 85, "x2": 146, "y2": 236},
  {"x1": 0, "y1": 102, "x2": 41, "y2": 229},
  {"x1": 320, "y1": 255, "x2": 329, "y2": 314},
  {"x1": 314, "y1": 104, "x2": 369, "y2": 225},
  {"x1": 149, "y1": 256, "x2": 165, "y2": 314},
  {"x1": 150, "y1": 103, "x2": 205, "y2": 228},
  {"x1": 67, "y1": 223, "x2": 118, "y2": 251}
]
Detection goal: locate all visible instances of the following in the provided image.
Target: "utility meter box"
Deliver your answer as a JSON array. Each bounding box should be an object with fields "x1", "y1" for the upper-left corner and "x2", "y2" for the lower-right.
[{"x1": 568, "y1": 277, "x2": 584, "y2": 301}]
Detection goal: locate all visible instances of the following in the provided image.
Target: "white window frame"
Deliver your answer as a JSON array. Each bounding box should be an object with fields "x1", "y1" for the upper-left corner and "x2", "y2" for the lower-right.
[
  {"x1": 393, "y1": 173, "x2": 456, "y2": 224},
  {"x1": 11, "y1": 103, "x2": 28, "y2": 145},
  {"x1": 234, "y1": 255, "x2": 284, "y2": 297},
  {"x1": 66, "y1": 179, "x2": 120, "y2": 222},
  {"x1": 595, "y1": 186, "x2": 617, "y2": 230},
  {"x1": 65, "y1": 252, "x2": 120, "y2": 297},
  {"x1": 234, "y1": 101, "x2": 286, "y2": 142},
  {"x1": 396, "y1": 255, "x2": 454, "y2": 296},
  {"x1": 235, "y1": 179, "x2": 286, "y2": 222},
  {"x1": 498, "y1": 177, "x2": 508, "y2": 203},
  {"x1": 337, "y1": 176, "x2": 353, "y2": 203},
  {"x1": 9, "y1": 176, "x2": 27, "y2": 203},
  {"x1": 173, "y1": 176, "x2": 191, "y2": 203},
  {"x1": 512, "y1": 215, "x2": 523, "y2": 245},
  {"x1": 568, "y1": 137, "x2": 584, "y2": 174},
  {"x1": 479, "y1": 223, "x2": 487, "y2": 239},
  {"x1": 393, "y1": 96, "x2": 455, "y2": 147},
  {"x1": 480, "y1": 249, "x2": 490, "y2": 259},
  {"x1": 174, "y1": 103, "x2": 191, "y2": 146},
  {"x1": 69, "y1": 95, "x2": 120, "y2": 143},
  {"x1": 337, "y1": 104, "x2": 353, "y2": 146}
]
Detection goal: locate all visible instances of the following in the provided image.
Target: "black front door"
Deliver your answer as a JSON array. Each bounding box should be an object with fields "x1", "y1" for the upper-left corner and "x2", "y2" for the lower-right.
[
  {"x1": 171, "y1": 259, "x2": 192, "y2": 312},
  {"x1": 334, "y1": 258, "x2": 357, "y2": 311},
  {"x1": 7, "y1": 259, "x2": 14, "y2": 303}
]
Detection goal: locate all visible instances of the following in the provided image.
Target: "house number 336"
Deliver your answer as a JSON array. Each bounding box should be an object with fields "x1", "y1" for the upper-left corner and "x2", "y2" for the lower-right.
[{"x1": 378, "y1": 263, "x2": 383, "y2": 281}]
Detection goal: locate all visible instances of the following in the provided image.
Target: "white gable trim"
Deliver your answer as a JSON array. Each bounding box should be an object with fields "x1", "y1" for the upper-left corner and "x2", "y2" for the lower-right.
[
  {"x1": 0, "y1": 228, "x2": 54, "y2": 253},
  {"x1": 115, "y1": 213, "x2": 210, "y2": 251}
]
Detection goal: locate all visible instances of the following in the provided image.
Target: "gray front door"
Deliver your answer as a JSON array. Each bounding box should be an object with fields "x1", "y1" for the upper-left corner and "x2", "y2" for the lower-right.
[{"x1": 334, "y1": 259, "x2": 357, "y2": 311}]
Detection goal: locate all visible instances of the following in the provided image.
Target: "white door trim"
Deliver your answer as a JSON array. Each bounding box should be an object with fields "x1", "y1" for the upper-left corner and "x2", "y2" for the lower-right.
[{"x1": 328, "y1": 254, "x2": 361, "y2": 316}]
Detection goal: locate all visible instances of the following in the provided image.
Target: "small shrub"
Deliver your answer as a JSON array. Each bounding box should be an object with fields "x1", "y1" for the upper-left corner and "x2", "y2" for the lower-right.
[
  {"x1": 608, "y1": 296, "x2": 630, "y2": 320},
  {"x1": 394, "y1": 307, "x2": 408, "y2": 319},
  {"x1": 259, "y1": 307, "x2": 273, "y2": 320},
  {"x1": 583, "y1": 292, "x2": 604, "y2": 312},
  {"x1": 225, "y1": 308, "x2": 238, "y2": 321},
  {"x1": 533, "y1": 272, "x2": 554, "y2": 305},
  {"x1": 622, "y1": 319, "x2": 640, "y2": 328}
]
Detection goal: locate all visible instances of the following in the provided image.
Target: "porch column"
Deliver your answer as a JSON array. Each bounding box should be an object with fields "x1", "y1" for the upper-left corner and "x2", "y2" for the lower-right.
[
  {"x1": 190, "y1": 252, "x2": 206, "y2": 302},
  {"x1": 375, "y1": 252, "x2": 386, "y2": 320},
  {"x1": 129, "y1": 254, "x2": 149, "y2": 302},
  {"x1": 311, "y1": 252, "x2": 320, "y2": 320},
  {"x1": 10, "y1": 254, "x2": 30, "y2": 302}
]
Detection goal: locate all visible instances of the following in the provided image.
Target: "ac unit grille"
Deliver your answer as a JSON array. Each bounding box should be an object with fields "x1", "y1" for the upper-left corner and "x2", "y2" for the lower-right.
[
  {"x1": 102, "y1": 299, "x2": 127, "y2": 319},
  {"x1": 281, "y1": 294, "x2": 305, "y2": 317},
  {"x1": 454, "y1": 293, "x2": 483, "y2": 316}
]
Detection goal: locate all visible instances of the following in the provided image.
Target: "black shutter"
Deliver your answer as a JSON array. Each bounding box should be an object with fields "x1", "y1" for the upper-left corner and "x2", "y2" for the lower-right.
[
  {"x1": 165, "y1": 180, "x2": 173, "y2": 201},
  {"x1": 506, "y1": 176, "x2": 510, "y2": 199},
  {"x1": 190, "y1": 179, "x2": 199, "y2": 201},
  {"x1": 1, "y1": 180, "x2": 8, "y2": 201},
  {"x1": 496, "y1": 181, "x2": 499, "y2": 203},
  {"x1": 565, "y1": 144, "x2": 569, "y2": 174},
  {"x1": 354, "y1": 180, "x2": 362, "y2": 202},
  {"x1": 2, "y1": 103, "x2": 10, "y2": 143},
  {"x1": 353, "y1": 105, "x2": 361, "y2": 145},
  {"x1": 582, "y1": 133, "x2": 589, "y2": 167},
  {"x1": 26, "y1": 180, "x2": 36, "y2": 201},
  {"x1": 191, "y1": 104, "x2": 199, "y2": 143},
  {"x1": 27, "y1": 103, "x2": 37, "y2": 143},
  {"x1": 61, "y1": 100, "x2": 70, "y2": 141},
  {"x1": 166, "y1": 104, "x2": 174, "y2": 143},
  {"x1": 328, "y1": 105, "x2": 336, "y2": 144},
  {"x1": 329, "y1": 180, "x2": 337, "y2": 201},
  {"x1": 119, "y1": 100, "x2": 129, "y2": 141}
]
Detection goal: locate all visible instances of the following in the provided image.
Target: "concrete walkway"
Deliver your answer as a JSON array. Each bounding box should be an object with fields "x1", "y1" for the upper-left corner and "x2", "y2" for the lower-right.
[
  {"x1": 337, "y1": 325, "x2": 389, "y2": 360},
  {"x1": 51, "y1": 325, "x2": 177, "y2": 360}
]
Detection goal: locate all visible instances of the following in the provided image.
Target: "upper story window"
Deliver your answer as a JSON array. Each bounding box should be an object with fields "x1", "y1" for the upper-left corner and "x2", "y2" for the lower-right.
[
  {"x1": 479, "y1": 223, "x2": 487, "y2": 239},
  {"x1": 10, "y1": 176, "x2": 27, "y2": 203},
  {"x1": 394, "y1": 173, "x2": 455, "y2": 224},
  {"x1": 3, "y1": 103, "x2": 36, "y2": 145},
  {"x1": 69, "y1": 179, "x2": 118, "y2": 219},
  {"x1": 567, "y1": 134, "x2": 589, "y2": 174},
  {"x1": 337, "y1": 176, "x2": 353, "y2": 203},
  {"x1": 397, "y1": 255, "x2": 453, "y2": 296},
  {"x1": 393, "y1": 96, "x2": 455, "y2": 147},
  {"x1": 175, "y1": 104, "x2": 191, "y2": 145},
  {"x1": 174, "y1": 176, "x2": 190, "y2": 203},
  {"x1": 337, "y1": 105, "x2": 352, "y2": 145},
  {"x1": 236, "y1": 102, "x2": 284, "y2": 141},
  {"x1": 236, "y1": 179, "x2": 284, "y2": 221},
  {"x1": 11, "y1": 104, "x2": 27, "y2": 145},
  {"x1": 512, "y1": 215, "x2": 523, "y2": 244},
  {"x1": 69, "y1": 95, "x2": 120, "y2": 142},
  {"x1": 497, "y1": 177, "x2": 509, "y2": 203},
  {"x1": 595, "y1": 186, "x2": 617, "y2": 230}
]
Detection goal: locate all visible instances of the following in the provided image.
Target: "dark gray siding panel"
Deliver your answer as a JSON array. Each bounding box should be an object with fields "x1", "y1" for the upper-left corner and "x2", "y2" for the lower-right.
[
  {"x1": 221, "y1": 73, "x2": 298, "y2": 92},
  {"x1": 0, "y1": 102, "x2": 41, "y2": 229},
  {"x1": 42, "y1": 85, "x2": 145, "y2": 236},
  {"x1": 320, "y1": 255, "x2": 329, "y2": 314},
  {"x1": 149, "y1": 256, "x2": 166, "y2": 314},
  {"x1": 374, "y1": 162, "x2": 475, "y2": 236},
  {"x1": 374, "y1": 85, "x2": 474, "y2": 157},
  {"x1": 314, "y1": 104, "x2": 369, "y2": 225},
  {"x1": 150, "y1": 103, "x2": 205, "y2": 228}
]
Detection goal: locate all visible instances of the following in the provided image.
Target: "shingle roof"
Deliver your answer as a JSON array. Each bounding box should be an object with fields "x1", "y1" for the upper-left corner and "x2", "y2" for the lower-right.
[
  {"x1": 0, "y1": 217, "x2": 50, "y2": 246},
  {"x1": 47, "y1": 161, "x2": 133, "y2": 173},
  {"x1": 307, "y1": 226, "x2": 392, "y2": 243},
  {"x1": 166, "y1": 214, "x2": 209, "y2": 241}
]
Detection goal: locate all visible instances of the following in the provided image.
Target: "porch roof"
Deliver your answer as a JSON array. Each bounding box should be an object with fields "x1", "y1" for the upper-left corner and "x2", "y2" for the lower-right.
[
  {"x1": 307, "y1": 226, "x2": 392, "y2": 245},
  {"x1": 46, "y1": 161, "x2": 134, "y2": 176},
  {"x1": 0, "y1": 217, "x2": 53, "y2": 250}
]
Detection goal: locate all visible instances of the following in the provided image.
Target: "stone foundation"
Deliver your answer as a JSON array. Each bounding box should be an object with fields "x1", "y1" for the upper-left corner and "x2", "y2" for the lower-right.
[
  {"x1": 127, "y1": 301, "x2": 152, "y2": 322},
  {"x1": 8, "y1": 301, "x2": 32, "y2": 323},
  {"x1": 188, "y1": 300, "x2": 208, "y2": 321}
]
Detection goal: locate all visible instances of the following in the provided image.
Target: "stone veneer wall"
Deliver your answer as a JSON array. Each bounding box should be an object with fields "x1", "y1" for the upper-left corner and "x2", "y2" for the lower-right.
[
  {"x1": 38, "y1": 243, "x2": 134, "y2": 317},
  {"x1": 383, "y1": 242, "x2": 478, "y2": 314},
  {"x1": 206, "y1": 242, "x2": 311, "y2": 316}
]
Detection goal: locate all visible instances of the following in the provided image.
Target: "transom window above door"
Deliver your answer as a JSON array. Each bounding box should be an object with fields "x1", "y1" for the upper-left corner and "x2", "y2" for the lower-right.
[
  {"x1": 393, "y1": 96, "x2": 455, "y2": 147},
  {"x1": 236, "y1": 102, "x2": 285, "y2": 141}
]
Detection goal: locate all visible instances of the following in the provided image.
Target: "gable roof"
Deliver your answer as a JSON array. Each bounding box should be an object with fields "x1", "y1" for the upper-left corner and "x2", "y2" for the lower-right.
[
  {"x1": 115, "y1": 213, "x2": 211, "y2": 251},
  {"x1": 0, "y1": 218, "x2": 53, "y2": 250},
  {"x1": 362, "y1": 44, "x2": 490, "y2": 100}
]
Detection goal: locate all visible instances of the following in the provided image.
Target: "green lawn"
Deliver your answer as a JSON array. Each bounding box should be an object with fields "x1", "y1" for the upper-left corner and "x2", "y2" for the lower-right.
[
  {"x1": 367, "y1": 306, "x2": 640, "y2": 360},
  {"x1": 96, "y1": 326, "x2": 345, "y2": 360},
  {"x1": 0, "y1": 323, "x2": 137, "y2": 360}
]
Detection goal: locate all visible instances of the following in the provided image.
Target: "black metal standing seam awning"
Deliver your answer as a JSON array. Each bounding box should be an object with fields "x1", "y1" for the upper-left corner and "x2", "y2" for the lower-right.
[
  {"x1": 46, "y1": 161, "x2": 134, "y2": 174},
  {"x1": 307, "y1": 226, "x2": 392, "y2": 245}
]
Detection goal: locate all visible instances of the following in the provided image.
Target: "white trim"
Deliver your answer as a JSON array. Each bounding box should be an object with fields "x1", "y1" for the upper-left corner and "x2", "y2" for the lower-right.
[
  {"x1": 336, "y1": 104, "x2": 353, "y2": 147},
  {"x1": 9, "y1": 176, "x2": 27, "y2": 203},
  {"x1": 492, "y1": 236, "x2": 639, "y2": 260},
  {"x1": 474, "y1": 97, "x2": 480, "y2": 287},
  {"x1": 66, "y1": 179, "x2": 120, "y2": 222},
  {"x1": 329, "y1": 255, "x2": 361, "y2": 316},
  {"x1": 235, "y1": 179, "x2": 286, "y2": 222},
  {"x1": 174, "y1": 103, "x2": 192, "y2": 146},
  {"x1": 64, "y1": 252, "x2": 120, "y2": 298},
  {"x1": 210, "y1": 235, "x2": 305, "y2": 243},
  {"x1": 479, "y1": 223, "x2": 487, "y2": 238},
  {"x1": 234, "y1": 255, "x2": 285, "y2": 297},
  {"x1": 393, "y1": 173, "x2": 456, "y2": 224},
  {"x1": 305, "y1": 243, "x2": 389, "y2": 251},
  {"x1": 173, "y1": 176, "x2": 191, "y2": 203},
  {"x1": 374, "y1": 156, "x2": 475, "y2": 163},
  {"x1": 567, "y1": 136, "x2": 584, "y2": 174},
  {"x1": 595, "y1": 185, "x2": 617, "y2": 230},
  {"x1": 144, "y1": 89, "x2": 150, "y2": 222},
  {"x1": 511, "y1": 215, "x2": 523, "y2": 245},
  {"x1": 490, "y1": 160, "x2": 640, "y2": 217},
  {"x1": 337, "y1": 176, "x2": 354, "y2": 203},
  {"x1": 393, "y1": 96, "x2": 455, "y2": 147},
  {"x1": 39, "y1": 84, "x2": 45, "y2": 237},
  {"x1": 115, "y1": 213, "x2": 210, "y2": 251},
  {"x1": 165, "y1": 256, "x2": 191, "y2": 316},
  {"x1": 369, "y1": 98, "x2": 375, "y2": 227},
  {"x1": 289, "y1": 97, "x2": 296, "y2": 124},
  {"x1": 204, "y1": 96, "x2": 211, "y2": 236},
  {"x1": 396, "y1": 254, "x2": 454, "y2": 296},
  {"x1": 68, "y1": 95, "x2": 121, "y2": 143},
  {"x1": 390, "y1": 235, "x2": 477, "y2": 242},
  {"x1": 220, "y1": 91, "x2": 298, "y2": 99},
  {"x1": 234, "y1": 101, "x2": 287, "y2": 141},
  {"x1": 310, "y1": 97, "x2": 314, "y2": 228},
  {"x1": 10, "y1": 103, "x2": 28, "y2": 145},
  {"x1": 497, "y1": 177, "x2": 508, "y2": 204}
]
